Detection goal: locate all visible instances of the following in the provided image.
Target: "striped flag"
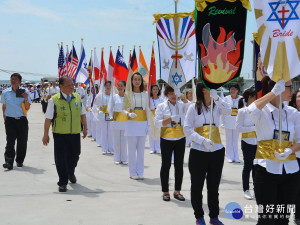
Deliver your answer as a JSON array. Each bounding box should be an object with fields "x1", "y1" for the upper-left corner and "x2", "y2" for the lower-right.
[
  {"x1": 130, "y1": 48, "x2": 138, "y2": 73},
  {"x1": 75, "y1": 42, "x2": 89, "y2": 84},
  {"x1": 62, "y1": 45, "x2": 69, "y2": 77},
  {"x1": 100, "y1": 48, "x2": 107, "y2": 82},
  {"x1": 69, "y1": 44, "x2": 79, "y2": 80},
  {"x1": 139, "y1": 46, "x2": 149, "y2": 83},
  {"x1": 58, "y1": 45, "x2": 65, "y2": 78},
  {"x1": 149, "y1": 43, "x2": 156, "y2": 85}
]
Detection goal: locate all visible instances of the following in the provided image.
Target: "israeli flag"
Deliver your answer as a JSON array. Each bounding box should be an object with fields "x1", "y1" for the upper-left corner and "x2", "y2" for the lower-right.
[{"x1": 75, "y1": 43, "x2": 89, "y2": 84}]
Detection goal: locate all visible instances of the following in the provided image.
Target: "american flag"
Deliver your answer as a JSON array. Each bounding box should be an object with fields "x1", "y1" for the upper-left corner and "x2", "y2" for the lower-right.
[
  {"x1": 69, "y1": 45, "x2": 78, "y2": 80},
  {"x1": 62, "y1": 46, "x2": 69, "y2": 77},
  {"x1": 58, "y1": 45, "x2": 65, "y2": 78}
]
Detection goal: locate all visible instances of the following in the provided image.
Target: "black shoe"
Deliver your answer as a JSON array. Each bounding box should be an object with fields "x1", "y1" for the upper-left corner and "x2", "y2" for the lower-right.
[
  {"x1": 58, "y1": 185, "x2": 67, "y2": 192},
  {"x1": 173, "y1": 193, "x2": 185, "y2": 201},
  {"x1": 16, "y1": 163, "x2": 23, "y2": 167},
  {"x1": 3, "y1": 163, "x2": 13, "y2": 170},
  {"x1": 68, "y1": 174, "x2": 77, "y2": 184}
]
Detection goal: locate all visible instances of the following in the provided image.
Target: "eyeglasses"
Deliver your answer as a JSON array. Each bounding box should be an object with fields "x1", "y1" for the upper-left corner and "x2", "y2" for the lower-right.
[{"x1": 285, "y1": 85, "x2": 294, "y2": 92}]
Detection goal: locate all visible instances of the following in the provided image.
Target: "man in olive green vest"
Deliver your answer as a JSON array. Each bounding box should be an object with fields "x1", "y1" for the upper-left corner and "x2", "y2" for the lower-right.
[{"x1": 42, "y1": 76, "x2": 87, "y2": 192}]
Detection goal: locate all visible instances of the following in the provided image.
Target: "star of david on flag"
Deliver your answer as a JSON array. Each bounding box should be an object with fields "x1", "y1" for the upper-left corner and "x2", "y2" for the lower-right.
[
  {"x1": 267, "y1": 0, "x2": 300, "y2": 29},
  {"x1": 172, "y1": 73, "x2": 183, "y2": 86}
]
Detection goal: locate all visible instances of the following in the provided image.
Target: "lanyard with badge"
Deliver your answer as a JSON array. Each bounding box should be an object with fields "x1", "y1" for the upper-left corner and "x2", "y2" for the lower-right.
[
  {"x1": 203, "y1": 106, "x2": 215, "y2": 127},
  {"x1": 271, "y1": 111, "x2": 290, "y2": 141},
  {"x1": 231, "y1": 97, "x2": 238, "y2": 116},
  {"x1": 168, "y1": 101, "x2": 181, "y2": 127},
  {"x1": 102, "y1": 94, "x2": 111, "y2": 121}
]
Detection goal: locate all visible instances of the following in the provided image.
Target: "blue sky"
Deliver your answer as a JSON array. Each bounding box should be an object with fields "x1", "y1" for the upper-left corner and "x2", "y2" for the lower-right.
[{"x1": 0, "y1": 0, "x2": 256, "y2": 81}]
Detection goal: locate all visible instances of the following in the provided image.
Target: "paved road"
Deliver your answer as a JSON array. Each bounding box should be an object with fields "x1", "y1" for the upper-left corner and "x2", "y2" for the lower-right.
[{"x1": 0, "y1": 103, "x2": 269, "y2": 225}]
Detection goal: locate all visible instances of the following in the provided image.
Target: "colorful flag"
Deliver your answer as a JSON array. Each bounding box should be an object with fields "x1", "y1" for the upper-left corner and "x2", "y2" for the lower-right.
[
  {"x1": 139, "y1": 47, "x2": 149, "y2": 83},
  {"x1": 58, "y1": 45, "x2": 65, "y2": 78},
  {"x1": 62, "y1": 45, "x2": 70, "y2": 77},
  {"x1": 75, "y1": 42, "x2": 89, "y2": 84},
  {"x1": 154, "y1": 13, "x2": 197, "y2": 90},
  {"x1": 94, "y1": 49, "x2": 100, "y2": 85},
  {"x1": 253, "y1": 0, "x2": 300, "y2": 81},
  {"x1": 195, "y1": 1, "x2": 251, "y2": 90},
  {"x1": 130, "y1": 48, "x2": 139, "y2": 73},
  {"x1": 100, "y1": 48, "x2": 107, "y2": 82},
  {"x1": 113, "y1": 49, "x2": 129, "y2": 85},
  {"x1": 149, "y1": 43, "x2": 156, "y2": 85},
  {"x1": 107, "y1": 48, "x2": 115, "y2": 82},
  {"x1": 88, "y1": 54, "x2": 94, "y2": 85},
  {"x1": 69, "y1": 44, "x2": 79, "y2": 80},
  {"x1": 128, "y1": 50, "x2": 132, "y2": 66},
  {"x1": 66, "y1": 48, "x2": 72, "y2": 77}
]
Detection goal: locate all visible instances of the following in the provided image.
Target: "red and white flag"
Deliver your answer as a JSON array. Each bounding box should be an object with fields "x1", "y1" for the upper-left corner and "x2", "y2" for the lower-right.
[
  {"x1": 94, "y1": 49, "x2": 100, "y2": 85},
  {"x1": 107, "y1": 48, "x2": 115, "y2": 82},
  {"x1": 100, "y1": 48, "x2": 107, "y2": 82}
]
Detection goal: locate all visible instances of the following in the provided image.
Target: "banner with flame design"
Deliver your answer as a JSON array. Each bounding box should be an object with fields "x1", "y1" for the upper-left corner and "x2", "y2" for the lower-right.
[
  {"x1": 153, "y1": 12, "x2": 197, "y2": 90},
  {"x1": 253, "y1": 0, "x2": 300, "y2": 82},
  {"x1": 195, "y1": 0, "x2": 250, "y2": 90}
]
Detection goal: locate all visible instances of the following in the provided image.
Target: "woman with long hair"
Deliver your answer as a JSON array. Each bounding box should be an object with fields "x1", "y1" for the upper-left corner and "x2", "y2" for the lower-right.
[
  {"x1": 123, "y1": 72, "x2": 150, "y2": 180},
  {"x1": 236, "y1": 87, "x2": 257, "y2": 200},
  {"x1": 149, "y1": 84, "x2": 164, "y2": 154},
  {"x1": 248, "y1": 77, "x2": 300, "y2": 224},
  {"x1": 95, "y1": 81, "x2": 114, "y2": 154},
  {"x1": 184, "y1": 83, "x2": 231, "y2": 225},
  {"x1": 155, "y1": 84, "x2": 189, "y2": 202},
  {"x1": 110, "y1": 80, "x2": 128, "y2": 165},
  {"x1": 222, "y1": 82, "x2": 242, "y2": 162}
]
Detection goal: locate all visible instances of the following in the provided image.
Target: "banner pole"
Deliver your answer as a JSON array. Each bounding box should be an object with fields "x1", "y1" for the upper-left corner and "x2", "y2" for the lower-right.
[
  {"x1": 209, "y1": 97, "x2": 213, "y2": 140},
  {"x1": 279, "y1": 93, "x2": 283, "y2": 145}
]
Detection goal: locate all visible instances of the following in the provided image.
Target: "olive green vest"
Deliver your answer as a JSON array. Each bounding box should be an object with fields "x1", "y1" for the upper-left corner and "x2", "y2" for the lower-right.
[{"x1": 52, "y1": 92, "x2": 82, "y2": 134}]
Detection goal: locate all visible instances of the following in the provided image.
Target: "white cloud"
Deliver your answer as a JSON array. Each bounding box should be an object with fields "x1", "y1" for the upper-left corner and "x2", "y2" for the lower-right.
[{"x1": 0, "y1": 0, "x2": 62, "y2": 21}]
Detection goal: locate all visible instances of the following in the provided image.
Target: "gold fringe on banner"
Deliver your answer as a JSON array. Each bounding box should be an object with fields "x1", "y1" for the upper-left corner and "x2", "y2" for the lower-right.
[
  {"x1": 195, "y1": 0, "x2": 252, "y2": 12},
  {"x1": 153, "y1": 12, "x2": 194, "y2": 25}
]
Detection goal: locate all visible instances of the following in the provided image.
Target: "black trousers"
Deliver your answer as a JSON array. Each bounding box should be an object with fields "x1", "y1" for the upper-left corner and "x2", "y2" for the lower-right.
[
  {"x1": 254, "y1": 165, "x2": 300, "y2": 225},
  {"x1": 189, "y1": 148, "x2": 225, "y2": 219},
  {"x1": 241, "y1": 141, "x2": 257, "y2": 191},
  {"x1": 160, "y1": 137, "x2": 185, "y2": 192},
  {"x1": 53, "y1": 133, "x2": 81, "y2": 186},
  {"x1": 4, "y1": 117, "x2": 28, "y2": 165},
  {"x1": 295, "y1": 158, "x2": 300, "y2": 219},
  {"x1": 41, "y1": 100, "x2": 48, "y2": 114}
]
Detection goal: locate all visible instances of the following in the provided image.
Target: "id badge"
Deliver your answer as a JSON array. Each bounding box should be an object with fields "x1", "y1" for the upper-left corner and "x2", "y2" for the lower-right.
[
  {"x1": 105, "y1": 113, "x2": 111, "y2": 121},
  {"x1": 171, "y1": 118, "x2": 181, "y2": 127},
  {"x1": 231, "y1": 108, "x2": 238, "y2": 116},
  {"x1": 273, "y1": 129, "x2": 290, "y2": 141},
  {"x1": 134, "y1": 107, "x2": 143, "y2": 110}
]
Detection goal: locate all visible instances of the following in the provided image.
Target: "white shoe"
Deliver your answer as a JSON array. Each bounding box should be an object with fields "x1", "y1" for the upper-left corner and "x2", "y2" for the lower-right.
[
  {"x1": 102, "y1": 152, "x2": 107, "y2": 155},
  {"x1": 244, "y1": 190, "x2": 253, "y2": 200},
  {"x1": 228, "y1": 160, "x2": 233, "y2": 163},
  {"x1": 114, "y1": 161, "x2": 120, "y2": 165},
  {"x1": 150, "y1": 151, "x2": 154, "y2": 154},
  {"x1": 130, "y1": 176, "x2": 139, "y2": 180},
  {"x1": 122, "y1": 161, "x2": 128, "y2": 165}
]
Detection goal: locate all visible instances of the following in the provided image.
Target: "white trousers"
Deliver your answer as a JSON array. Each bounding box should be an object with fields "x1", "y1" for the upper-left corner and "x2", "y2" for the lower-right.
[
  {"x1": 96, "y1": 120, "x2": 102, "y2": 146},
  {"x1": 149, "y1": 136, "x2": 160, "y2": 152},
  {"x1": 91, "y1": 118, "x2": 97, "y2": 140},
  {"x1": 225, "y1": 128, "x2": 240, "y2": 161},
  {"x1": 100, "y1": 121, "x2": 114, "y2": 153},
  {"x1": 127, "y1": 136, "x2": 146, "y2": 177},
  {"x1": 87, "y1": 113, "x2": 92, "y2": 137},
  {"x1": 113, "y1": 129, "x2": 127, "y2": 162}
]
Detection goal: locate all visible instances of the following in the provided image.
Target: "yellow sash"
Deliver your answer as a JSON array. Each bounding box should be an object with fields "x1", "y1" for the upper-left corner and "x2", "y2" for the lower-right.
[
  {"x1": 255, "y1": 139, "x2": 296, "y2": 161},
  {"x1": 242, "y1": 131, "x2": 257, "y2": 139},
  {"x1": 161, "y1": 126, "x2": 184, "y2": 139},
  {"x1": 113, "y1": 112, "x2": 128, "y2": 122},
  {"x1": 194, "y1": 125, "x2": 222, "y2": 144},
  {"x1": 100, "y1": 105, "x2": 108, "y2": 113},
  {"x1": 231, "y1": 108, "x2": 238, "y2": 116},
  {"x1": 151, "y1": 109, "x2": 156, "y2": 116},
  {"x1": 128, "y1": 110, "x2": 147, "y2": 121},
  {"x1": 86, "y1": 107, "x2": 91, "y2": 112}
]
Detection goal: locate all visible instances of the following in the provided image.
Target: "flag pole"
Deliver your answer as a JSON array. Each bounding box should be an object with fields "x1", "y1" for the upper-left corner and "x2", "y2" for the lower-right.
[
  {"x1": 122, "y1": 45, "x2": 124, "y2": 55},
  {"x1": 279, "y1": 93, "x2": 283, "y2": 145}
]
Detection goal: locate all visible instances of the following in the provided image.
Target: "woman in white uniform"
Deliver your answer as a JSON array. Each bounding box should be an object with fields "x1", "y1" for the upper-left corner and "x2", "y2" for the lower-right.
[
  {"x1": 110, "y1": 80, "x2": 128, "y2": 165},
  {"x1": 149, "y1": 84, "x2": 164, "y2": 154},
  {"x1": 236, "y1": 87, "x2": 257, "y2": 200},
  {"x1": 90, "y1": 86, "x2": 98, "y2": 141},
  {"x1": 184, "y1": 83, "x2": 231, "y2": 225},
  {"x1": 184, "y1": 89, "x2": 194, "y2": 147},
  {"x1": 248, "y1": 77, "x2": 300, "y2": 225},
  {"x1": 222, "y1": 83, "x2": 242, "y2": 162},
  {"x1": 95, "y1": 81, "x2": 114, "y2": 154},
  {"x1": 155, "y1": 85, "x2": 189, "y2": 202},
  {"x1": 85, "y1": 87, "x2": 93, "y2": 137},
  {"x1": 123, "y1": 72, "x2": 150, "y2": 180}
]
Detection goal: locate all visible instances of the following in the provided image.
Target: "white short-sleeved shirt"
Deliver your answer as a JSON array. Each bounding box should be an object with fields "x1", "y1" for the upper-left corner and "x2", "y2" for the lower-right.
[
  {"x1": 236, "y1": 107, "x2": 257, "y2": 145},
  {"x1": 221, "y1": 95, "x2": 242, "y2": 129},
  {"x1": 247, "y1": 102, "x2": 300, "y2": 174}
]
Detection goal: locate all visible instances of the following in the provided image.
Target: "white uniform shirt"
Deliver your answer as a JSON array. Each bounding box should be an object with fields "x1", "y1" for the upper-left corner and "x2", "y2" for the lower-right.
[
  {"x1": 150, "y1": 97, "x2": 164, "y2": 110},
  {"x1": 236, "y1": 107, "x2": 257, "y2": 145},
  {"x1": 248, "y1": 102, "x2": 300, "y2": 174},
  {"x1": 184, "y1": 99, "x2": 231, "y2": 151},
  {"x1": 94, "y1": 93, "x2": 110, "y2": 121},
  {"x1": 155, "y1": 100, "x2": 189, "y2": 141},
  {"x1": 123, "y1": 92, "x2": 150, "y2": 136},
  {"x1": 221, "y1": 95, "x2": 242, "y2": 129},
  {"x1": 45, "y1": 92, "x2": 86, "y2": 120},
  {"x1": 110, "y1": 94, "x2": 126, "y2": 130},
  {"x1": 76, "y1": 87, "x2": 85, "y2": 98},
  {"x1": 49, "y1": 87, "x2": 60, "y2": 96}
]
